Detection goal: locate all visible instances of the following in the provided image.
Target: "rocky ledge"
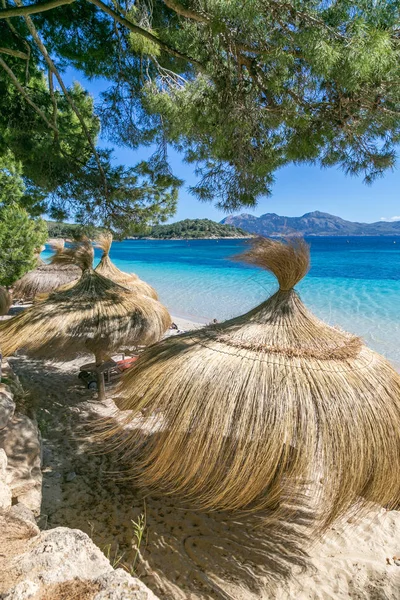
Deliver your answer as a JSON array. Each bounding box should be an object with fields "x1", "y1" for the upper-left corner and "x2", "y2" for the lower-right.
[{"x1": 0, "y1": 360, "x2": 158, "y2": 600}]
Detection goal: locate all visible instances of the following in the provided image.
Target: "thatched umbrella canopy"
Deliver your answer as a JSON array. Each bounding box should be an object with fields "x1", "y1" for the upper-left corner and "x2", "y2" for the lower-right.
[
  {"x1": 0, "y1": 286, "x2": 11, "y2": 316},
  {"x1": 0, "y1": 241, "x2": 171, "y2": 400},
  {"x1": 95, "y1": 233, "x2": 158, "y2": 300},
  {"x1": 12, "y1": 240, "x2": 81, "y2": 301},
  {"x1": 112, "y1": 237, "x2": 400, "y2": 529}
]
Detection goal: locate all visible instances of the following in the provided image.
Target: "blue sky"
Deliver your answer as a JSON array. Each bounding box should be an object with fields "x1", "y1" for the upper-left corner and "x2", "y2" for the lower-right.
[{"x1": 65, "y1": 69, "x2": 400, "y2": 225}]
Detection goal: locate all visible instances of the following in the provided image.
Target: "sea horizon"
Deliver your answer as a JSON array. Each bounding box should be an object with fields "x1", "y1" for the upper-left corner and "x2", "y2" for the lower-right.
[{"x1": 43, "y1": 236, "x2": 400, "y2": 369}]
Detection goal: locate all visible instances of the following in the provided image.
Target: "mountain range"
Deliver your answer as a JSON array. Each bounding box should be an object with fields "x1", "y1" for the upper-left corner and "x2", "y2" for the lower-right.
[{"x1": 221, "y1": 211, "x2": 400, "y2": 236}]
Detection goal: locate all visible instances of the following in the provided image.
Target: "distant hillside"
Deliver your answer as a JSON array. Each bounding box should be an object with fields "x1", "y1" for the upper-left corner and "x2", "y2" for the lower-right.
[
  {"x1": 46, "y1": 221, "x2": 103, "y2": 238},
  {"x1": 46, "y1": 218, "x2": 250, "y2": 240},
  {"x1": 145, "y1": 219, "x2": 251, "y2": 239},
  {"x1": 221, "y1": 211, "x2": 400, "y2": 236}
]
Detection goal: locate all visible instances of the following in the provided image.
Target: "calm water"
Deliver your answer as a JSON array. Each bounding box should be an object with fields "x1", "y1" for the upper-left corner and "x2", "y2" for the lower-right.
[{"x1": 43, "y1": 237, "x2": 400, "y2": 368}]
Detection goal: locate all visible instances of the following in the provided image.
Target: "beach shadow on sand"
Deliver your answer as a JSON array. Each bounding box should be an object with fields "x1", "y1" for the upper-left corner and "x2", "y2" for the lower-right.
[{"x1": 10, "y1": 355, "x2": 314, "y2": 600}]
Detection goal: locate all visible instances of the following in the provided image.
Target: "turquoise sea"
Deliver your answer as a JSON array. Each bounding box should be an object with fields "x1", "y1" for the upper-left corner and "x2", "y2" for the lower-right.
[{"x1": 43, "y1": 237, "x2": 400, "y2": 368}]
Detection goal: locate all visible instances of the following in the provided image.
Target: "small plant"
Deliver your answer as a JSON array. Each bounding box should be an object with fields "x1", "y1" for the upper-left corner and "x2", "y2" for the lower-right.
[
  {"x1": 91, "y1": 503, "x2": 148, "y2": 576},
  {"x1": 87, "y1": 520, "x2": 95, "y2": 539},
  {"x1": 130, "y1": 502, "x2": 147, "y2": 575},
  {"x1": 88, "y1": 521, "x2": 126, "y2": 571},
  {"x1": 103, "y1": 542, "x2": 125, "y2": 569}
]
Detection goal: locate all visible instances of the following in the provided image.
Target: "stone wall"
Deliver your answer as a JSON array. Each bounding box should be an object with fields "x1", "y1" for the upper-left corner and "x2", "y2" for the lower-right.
[{"x1": 0, "y1": 365, "x2": 42, "y2": 515}]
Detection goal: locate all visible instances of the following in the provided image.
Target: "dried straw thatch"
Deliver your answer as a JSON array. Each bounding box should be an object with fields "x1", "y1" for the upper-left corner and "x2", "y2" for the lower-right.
[
  {"x1": 12, "y1": 240, "x2": 81, "y2": 301},
  {"x1": 112, "y1": 237, "x2": 400, "y2": 529},
  {"x1": 0, "y1": 241, "x2": 171, "y2": 399},
  {"x1": 0, "y1": 286, "x2": 11, "y2": 316},
  {"x1": 95, "y1": 233, "x2": 158, "y2": 299}
]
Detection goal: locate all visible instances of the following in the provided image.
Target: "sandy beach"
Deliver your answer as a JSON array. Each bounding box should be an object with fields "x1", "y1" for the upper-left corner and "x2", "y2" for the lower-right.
[
  {"x1": 169, "y1": 315, "x2": 206, "y2": 331},
  {"x1": 3, "y1": 312, "x2": 398, "y2": 600}
]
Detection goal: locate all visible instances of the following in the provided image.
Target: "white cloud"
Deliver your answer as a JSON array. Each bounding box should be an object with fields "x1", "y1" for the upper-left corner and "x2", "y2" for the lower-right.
[{"x1": 379, "y1": 216, "x2": 400, "y2": 222}]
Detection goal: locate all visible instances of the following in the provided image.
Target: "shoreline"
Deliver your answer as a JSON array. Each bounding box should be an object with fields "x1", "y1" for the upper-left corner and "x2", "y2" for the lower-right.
[
  {"x1": 45, "y1": 235, "x2": 400, "y2": 246},
  {"x1": 132, "y1": 236, "x2": 253, "y2": 240},
  {"x1": 46, "y1": 236, "x2": 253, "y2": 245},
  {"x1": 169, "y1": 314, "x2": 206, "y2": 332}
]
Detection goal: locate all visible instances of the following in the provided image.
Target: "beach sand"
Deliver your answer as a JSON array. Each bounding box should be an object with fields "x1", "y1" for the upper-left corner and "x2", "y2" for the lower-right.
[
  {"x1": 5, "y1": 314, "x2": 400, "y2": 599},
  {"x1": 169, "y1": 315, "x2": 206, "y2": 332}
]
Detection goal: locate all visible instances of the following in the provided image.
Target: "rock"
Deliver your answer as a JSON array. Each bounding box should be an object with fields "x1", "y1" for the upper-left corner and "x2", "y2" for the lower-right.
[
  {"x1": 1, "y1": 580, "x2": 39, "y2": 600},
  {"x1": 0, "y1": 480, "x2": 12, "y2": 510},
  {"x1": 0, "y1": 508, "x2": 40, "y2": 540},
  {"x1": 16, "y1": 528, "x2": 113, "y2": 585},
  {"x1": 0, "y1": 508, "x2": 40, "y2": 596},
  {"x1": 0, "y1": 448, "x2": 7, "y2": 476},
  {"x1": 0, "y1": 385, "x2": 15, "y2": 430},
  {"x1": 3, "y1": 573, "x2": 159, "y2": 600},
  {"x1": 14, "y1": 486, "x2": 41, "y2": 516},
  {"x1": 94, "y1": 569, "x2": 159, "y2": 600},
  {"x1": 9, "y1": 503, "x2": 37, "y2": 525},
  {"x1": 2, "y1": 525, "x2": 160, "y2": 600},
  {"x1": 0, "y1": 413, "x2": 42, "y2": 515},
  {"x1": 0, "y1": 449, "x2": 11, "y2": 509},
  {"x1": 0, "y1": 482, "x2": 12, "y2": 510}
]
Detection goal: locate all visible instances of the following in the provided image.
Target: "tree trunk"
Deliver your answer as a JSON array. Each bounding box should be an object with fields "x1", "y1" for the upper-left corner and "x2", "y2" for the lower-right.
[{"x1": 95, "y1": 351, "x2": 106, "y2": 402}]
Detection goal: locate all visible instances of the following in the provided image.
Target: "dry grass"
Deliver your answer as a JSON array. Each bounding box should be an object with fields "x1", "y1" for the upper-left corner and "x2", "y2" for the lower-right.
[
  {"x1": 37, "y1": 579, "x2": 100, "y2": 600},
  {"x1": 108, "y1": 237, "x2": 400, "y2": 532},
  {"x1": 0, "y1": 510, "x2": 39, "y2": 595},
  {"x1": 233, "y1": 236, "x2": 310, "y2": 291},
  {"x1": 0, "y1": 241, "x2": 171, "y2": 361},
  {"x1": 12, "y1": 240, "x2": 80, "y2": 301},
  {"x1": 0, "y1": 286, "x2": 11, "y2": 316},
  {"x1": 95, "y1": 233, "x2": 158, "y2": 299}
]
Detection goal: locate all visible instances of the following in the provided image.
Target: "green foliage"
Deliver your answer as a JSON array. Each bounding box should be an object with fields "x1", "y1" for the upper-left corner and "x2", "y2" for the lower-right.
[
  {"x1": 50, "y1": 158, "x2": 181, "y2": 235},
  {"x1": 129, "y1": 31, "x2": 160, "y2": 56},
  {"x1": 130, "y1": 509, "x2": 146, "y2": 576},
  {"x1": 44, "y1": 157, "x2": 181, "y2": 237},
  {"x1": 46, "y1": 220, "x2": 103, "y2": 239},
  {"x1": 1, "y1": 0, "x2": 400, "y2": 215},
  {"x1": 128, "y1": 4, "x2": 161, "y2": 58},
  {"x1": 136, "y1": 0, "x2": 400, "y2": 206},
  {"x1": 0, "y1": 45, "x2": 102, "y2": 216},
  {"x1": 0, "y1": 154, "x2": 48, "y2": 286},
  {"x1": 0, "y1": 6, "x2": 181, "y2": 230},
  {"x1": 0, "y1": 204, "x2": 48, "y2": 287},
  {"x1": 0, "y1": 153, "x2": 25, "y2": 206},
  {"x1": 146, "y1": 218, "x2": 250, "y2": 239}
]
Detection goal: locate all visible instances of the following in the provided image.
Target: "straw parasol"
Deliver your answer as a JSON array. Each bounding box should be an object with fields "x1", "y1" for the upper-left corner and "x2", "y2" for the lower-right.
[
  {"x1": 95, "y1": 233, "x2": 158, "y2": 299},
  {"x1": 0, "y1": 241, "x2": 171, "y2": 400},
  {"x1": 0, "y1": 286, "x2": 11, "y2": 316},
  {"x1": 12, "y1": 240, "x2": 81, "y2": 301},
  {"x1": 112, "y1": 237, "x2": 400, "y2": 529}
]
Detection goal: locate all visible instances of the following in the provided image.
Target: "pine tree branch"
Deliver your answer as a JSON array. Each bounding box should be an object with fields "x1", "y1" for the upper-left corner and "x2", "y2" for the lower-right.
[
  {"x1": 16, "y1": 2, "x2": 109, "y2": 196},
  {"x1": 0, "y1": 0, "x2": 203, "y2": 69},
  {"x1": 87, "y1": 0, "x2": 204, "y2": 69},
  {"x1": 0, "y1": 0, "x2": 204, "y2": 69},
  {"x1": 163, "y1": 0, "x2": 263, "y2": 54},
  {"x1": 1, "y1": 0, "x2": 32, "y2": 82},
  {"x1": 0, "y1": 56, "x2": 58, "y2": 132},
  {"x1": 162, "y1": 0, "x2": 208, "y2": 23},
  {"x1": 0, "y1": 46, "x2": 28, "y2": 59},
  {"x1": 48, "y1": 67, "x2": 58, "y2": 142},
  {"x1": 0, "y1": 0, "x2": 75, "y2": 19}
]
